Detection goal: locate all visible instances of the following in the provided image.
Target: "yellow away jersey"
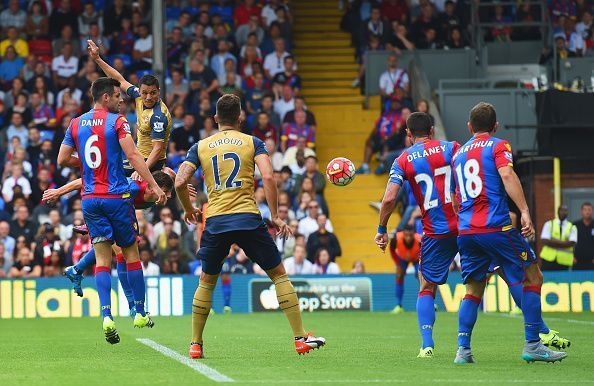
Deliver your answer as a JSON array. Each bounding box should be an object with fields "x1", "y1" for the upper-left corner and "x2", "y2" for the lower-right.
[
  {"x1": 184, "y1": 130, "x2": 268, "y2": 220},
  {"x1": 126, "y1": 86, "x2": 172, "y2": 160}
]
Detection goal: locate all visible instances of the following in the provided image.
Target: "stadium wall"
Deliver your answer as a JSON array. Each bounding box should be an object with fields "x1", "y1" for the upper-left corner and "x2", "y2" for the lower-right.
[{"x1": 0, "y1": 272, "x2": 591, "y2": 319}]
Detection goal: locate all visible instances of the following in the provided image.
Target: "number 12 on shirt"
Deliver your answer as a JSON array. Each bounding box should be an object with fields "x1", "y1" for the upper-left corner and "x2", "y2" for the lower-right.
[{"x1": 211, "y1": 152, "x2": 242, "y2": 190}]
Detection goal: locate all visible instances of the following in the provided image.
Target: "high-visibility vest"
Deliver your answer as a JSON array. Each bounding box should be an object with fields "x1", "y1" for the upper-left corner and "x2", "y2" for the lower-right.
[{"x1": 540, "y1": 218, "x2": 575, "y2": 266}]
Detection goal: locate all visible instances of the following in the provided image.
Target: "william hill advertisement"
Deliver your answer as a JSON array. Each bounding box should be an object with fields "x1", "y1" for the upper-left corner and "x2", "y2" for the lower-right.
[{"x1": 250, "y1": 277, "x2": 373, "y2": 312}]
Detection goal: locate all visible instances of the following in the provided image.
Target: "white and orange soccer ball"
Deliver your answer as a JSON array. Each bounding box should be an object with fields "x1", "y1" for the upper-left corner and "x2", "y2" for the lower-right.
[{"x1": 326, "y1": 157, "x2": 356, "y2": 186}]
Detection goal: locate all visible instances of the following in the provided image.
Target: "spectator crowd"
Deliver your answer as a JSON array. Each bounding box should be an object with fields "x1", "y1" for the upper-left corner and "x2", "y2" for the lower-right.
[{"x1": 0, "y1": 0, "x2": 349, "y2": 280}]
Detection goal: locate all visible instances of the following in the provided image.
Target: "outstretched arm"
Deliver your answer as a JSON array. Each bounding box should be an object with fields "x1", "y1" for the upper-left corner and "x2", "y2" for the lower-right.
[
  {"x1": 120, "y1": 134, "x2": 166, "y2": 204},
  {"x1": 255, "y1": 153, "x2": 292, "y2": 239},
  {"x1": 87, "y1": 40, "x2": 134, "y2": 92},
  {"x1": 43, "y1": 178, "x2": 83, "y2": 203},
  {"x1": 375, "y1": 181, "x2": 401, "y2": 252},
  {"x1": 175, "y1": 161, "x2": 201, "y2": 224}
]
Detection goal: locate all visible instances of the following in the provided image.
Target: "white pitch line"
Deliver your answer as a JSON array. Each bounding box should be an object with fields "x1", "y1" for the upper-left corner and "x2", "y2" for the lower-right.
[
  {"x1": 240, "y1": 380, "x2": 594, "y2": 384},
  {"x1": 486, "y1": 312, "x2": 594, "y2": 325},
  {"x1": 136, "y1": 338, "x2": 234, "y2": 383}
]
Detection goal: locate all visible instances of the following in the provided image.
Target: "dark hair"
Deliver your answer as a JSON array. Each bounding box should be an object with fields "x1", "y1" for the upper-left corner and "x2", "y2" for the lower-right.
[
  {"x1": 216, "y1": 94, "x2": 241, "y2": 125},
  {"x1": 152, "y1": 170, "x2": 174, "y2": 192},
  {"x1": 284, "y1": 55, "x2": 294, "y2": 63},
  {"x1": 406, "y1": 112, "x2": 433, "y2": 137},
  {"x1": 91, "y1": 77, "x2": 120, "y2": 101},
  {"x1": 280, "y1": 166, "x2": 292, "y2": 175},
  {"x1": 469, "y1": 102, "x2": 497, "y2": 133},
  {"x1": 315, "y1": 248, "x2": 330, "y2": 263},
  {"x1": 402, "y1": 224, "x2": 415, "y2": 232},
  {"x1": 139, "y1": 74, "x2": 160, "y2": 88},
  {"x1": 582, "y1": 202, "x2": 593, "y2": 208}
]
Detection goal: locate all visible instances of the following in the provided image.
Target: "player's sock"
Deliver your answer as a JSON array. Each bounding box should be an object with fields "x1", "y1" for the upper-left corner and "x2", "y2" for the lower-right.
[
  {"x1": 126, "y1": 261, "x2": 147, "y2": 317},
  {"x1": 74, "y1": 249, "x2": 97, "y2": 274},
  {"x1": 95, "y1": 266, "x2": 112, "y2": 319},
  {"x1": 221, "y1": 276, "x2": 231, "y2": 308},
  {"x1": 416, "y1": 290, "x2": 436, "y2": 349},
  {"x1": 395, "y1": 278, "x2": 404, "y2": 307},
  {"x1": 457, "y1": 294, "x2": 481, "y2": 349},
  {"x1": 522, "y1": 285, "x2": 542, "y2": 342},
  {"x1": 508, "y1": 282, "x2": 550, "y2": 334},
  {"x1": 271, "y1": 273, "x2": 306, "y2": 337},
  {"x1": 115, "y1": 254, "x2": 134, "y2": 310},
  {"x1": 192, "y1": 281, "x2": 215, "y2": 344}
]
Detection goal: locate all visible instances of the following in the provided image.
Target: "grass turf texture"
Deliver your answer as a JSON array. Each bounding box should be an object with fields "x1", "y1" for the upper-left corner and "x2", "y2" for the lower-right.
[{"x1": 0, "y1": 312, "x2": 592, "y2": 385}]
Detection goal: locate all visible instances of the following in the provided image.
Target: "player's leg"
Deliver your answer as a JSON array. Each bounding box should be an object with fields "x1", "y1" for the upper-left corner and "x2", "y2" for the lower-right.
[
  {"x1": 416, "y1": 276, "x2": 437, "y2": 357},
  {"x1": 239, "y1": 224, "x2": 325, "y2": 355},
  {"x1": 392, "y1": 257, "x2": 406, "y2": 313},
  {"x1": 113, "y1": 244, "x2": 136, "y2": 317},
  {"x1": 82, "y1": 198, "x2": 120, "y2": 344},
  {"x1": 493, "y1": 230, "x2": 567, "y2": 362},
  {"x1": 221, "y1": 273, "x2": 232, "y2": 313},
  {"x1": 63, "y1": 248, "x2": 96, "y2": 297}
]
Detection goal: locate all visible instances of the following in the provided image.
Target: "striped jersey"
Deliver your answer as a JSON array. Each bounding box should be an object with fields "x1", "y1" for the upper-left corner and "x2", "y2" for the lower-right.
[
  {"x1": 389, "y1": 139, "x2": 460, "y2": 237},
  {"x1": 62, "y1": 108, "x2": 131, "y2": 197},
  {"x1": 452, "y1": 133, "x2": 514, "y2": 234}
]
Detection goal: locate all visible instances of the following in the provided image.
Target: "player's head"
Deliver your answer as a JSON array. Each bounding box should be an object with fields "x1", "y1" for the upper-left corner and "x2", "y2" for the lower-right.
[
  {"x1": 468, "y1": 102, "x2": 498, "y2": 134},
  {"x1": 138, "y1": 75, "x2": 160, "y2": 108},
  {"x1": 91, "y1": 77, "x2": 122, "y2": 113},
  {"x1": 148, "y1": 170, "x2": 174, "y2": 201},
  {"x1": 215, "y1": 94, "x2": 242, "y2": 129},
  {"x1": 402, "y1": 224, "x2": 415, "y2": 244},
  {"x1": 406, "y1": 112, "x2": 433, "y2": 140},
  {"x1": 557, "y1": 204, "x2": 569, "y2": 221}
]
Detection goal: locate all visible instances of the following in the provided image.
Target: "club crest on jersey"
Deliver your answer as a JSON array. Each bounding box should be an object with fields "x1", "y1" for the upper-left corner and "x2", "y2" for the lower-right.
[
  {"x1": 504, "y1": 151, "x2": 513, "y2": 162},
  {"x1": 520, "y1": 251, "x2": 528, "y2": 261},
  {"x1": 123, "y1": 122, "x2": 131, "y2": 133},
  {"x1": 153, "y1": 120, "x2": 164, "y2": 132}
]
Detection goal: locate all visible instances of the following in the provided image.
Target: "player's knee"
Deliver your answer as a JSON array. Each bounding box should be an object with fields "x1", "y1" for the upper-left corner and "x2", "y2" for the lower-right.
[
  {"x1": 200, "y1": 271, "x2": 219, "y2": 285},
  {"x1": 524, "y1": 264, "x2": 543, "y2": 287},
  {"x1": 465, "y1": 279, "x2": 486, "y2": 298},
  {"x1": 419, "y1": 280, "x2": 436, "y2": 293},
  {"x1": 266, "y1": 262, "x2": 287, "y2": 281}
]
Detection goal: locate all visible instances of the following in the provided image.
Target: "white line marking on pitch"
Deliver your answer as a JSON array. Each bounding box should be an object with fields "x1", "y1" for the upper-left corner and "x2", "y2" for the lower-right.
[
  {"x1": 242, "y1": 380, "x2": 593, "y2": 384},
  {"x1": 136, "y1": 338, "x2": 234, "y2": 383},
  {"x1": 486, "y1": 312, "x2": 594, "y2": 325}
]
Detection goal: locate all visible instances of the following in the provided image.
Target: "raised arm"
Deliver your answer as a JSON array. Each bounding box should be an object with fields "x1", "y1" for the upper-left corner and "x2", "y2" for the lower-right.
[
  {"x1": 375, "y1": 181, "x2": 402, "y2": 252},
  {"x1": 255, "y1": 153, "x2": 291, "y2": 239},
  {"x1": 87, "y1": 40, "x2": 133, "y2": 92},
  {"x1": 175, "y1": 144, "x2": 201, "y2": 224}
]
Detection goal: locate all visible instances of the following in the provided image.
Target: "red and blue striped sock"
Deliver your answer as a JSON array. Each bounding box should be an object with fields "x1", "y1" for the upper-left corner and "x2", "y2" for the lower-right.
[
  {"x1": 522, "y1": 285, "x2": 542, "y2": 342},
  {"x1": 95, "y1": 266, "x2": 112, "y2": 319},
  {"x1": 222, "y1": 276, "x2": 231, "y2": 308},
  {"x1": 126, "y1": 261, "x2": 146, "y2": 317},
  {"x1": 115, "y1": 254, "x2": 135, "y2": 311},
  {"x1": 395, "y1": 278, "x2": 404, "y2": 307},
  {"x1": 416, "y1": 290, "x2": 435, "y2": 349},
  {"x1": 509, "y1": 282, "x2": 549, "y2": 334},
  {"x1": 457, "y1": 294, "x2": 481, "y2": 349}
]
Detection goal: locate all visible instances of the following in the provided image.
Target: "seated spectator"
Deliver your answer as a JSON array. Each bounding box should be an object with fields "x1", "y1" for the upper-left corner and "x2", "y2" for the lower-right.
[
  {"x1": 220, "y1": 72, "x2": 244, "y2": 98},
  {"x1": 6, "y1": 94, "x2": 32, "y2": 126},
  {"x1": 438, "y1": 0, "x2": 461, "y2": 41},
  {"x1": 11, "y1": 147, "x2": 33, "y2": 178},
  {"x1": 351, "y1": 260, "x2": 366, "y2": 274},
  {"x1": 379, "y1": 54, "x2": 410, "y2": 105},
  {"x1": 240, "y1": 43, "x2": 263, "y2": 78},
  {"x1": 274, "y1": 84, "x2": 295, "y2": 122},
  {"x1": 282, "y1": 137, "x2": 315, "y2": 168},
  {"x1": 9, "y1": 247, "x2": 41, "y2": 278},
  {"x1": 236, "y1": 14, "x2": 265, "y2": 47},
  {"x1": 1, "y1": 27, "x2": 29, "y2": 58},
  {"x1": 0, "y1": 221, "x2": 16, "y2": 260},
  {"x1": 540, "y1": 34, "x2": 570, "y2": 74},
  {"x1": 306, "y1": 215, "x2": 342, "y2": 262},
  {"x1": 84, "y1": 23, "x2": 110, "y2": 58},
  {"x1": 56, "y1": 77, "x2": 83, "y2": 109},
  {"x1": 313, "y1": 248, "x2": 341, "y2": 274},
  {"x1": 576, "y1": 10, "x2": 592, "y2": 39},
  {"x1": 490, "y1": 4, "x2": 513, "y2": 42},
  {"x1": 211, "y1": 0, "x2": 234, "y2": 27},
  {"x1": 140, "y1": 247, "x2": 161, "y2": 276},
  {"x1": 255, "y1": 186, "x2": 272, "y2": 220},
  {"x1": 200, "y1": 116, "x2": 217, "y2": 139},
  {"x1": 48, "y1": 209, "x2": 70, "y2": 242},
  {"x1": 444, "y1": 27, "x2": 470, "y2": 50},
  {"x1": 0, "y1": 46, "x2": 25, "y2": 85},
  {"x1": 224, "y1": 247, "x2": 254, "y2": 274},
  {"x1": 298, "y1": 200, "x2": 333, "y2": 240},
  {"x1": 356, "y1": 96, "x2": 408, "y2": 174},
  {"x1": 49, "y1": 0, "x2": 78, "y2": 39},
  {"x1": 167, "y1": 27, "x2": 188, "y2": 70},
  {"x1": 283, "y1": 223, "x2": 299, "y2": 258},
  {"x1": 53, "y1": 25, "x2": 81, "y2": 58},
  {"x1": 267, "y1": 138, "x2": 284, "y2": 171},
  {"x1": 258, "y1": 94, "x2": 281, "y2": 128},
  {"x1": 263, "y1": 38, "x2": 291, "y2": 79},
  {"x1": 234, "y1": 0, "x2": 261, "y2": 27},
  {"x1": 3, "y1": 163, "x2": 32, "y2": 203},
  {"x1": 52, "y1": 43, "x2": 79, "y2": 89},
  {"x1": 167, "y1": 69, "x2": 189, "y2": 106},
  {"x1": 5, "y1": 78, "x2": 28, "y2": 109},
  {"x1": 170, "y1": 114, "x2": 199, "y2": 156},
  {"x1": 362, "y1": 6, "x2": 388, "y2": 52},
  {"x1": 381, "y1": 0, "x2": 409, "y2": 24},
  {"x1": 386, "y1": 21, "x2": 416, "y2": 53},
  {"x1": 563, "y1": 17, "x2": 585, "y2": 56},
  {"x1": 281, "y1": 111, "x2": 315, "y2": 151},
  {"x1": 284, "y1": 244, "x2": 314, "y2": 275},
  {"x1": 211, "y1": 40, "x2": 237, "y2": 83},
  {"x1": 0, "y1": 0, "x2": 27, "y2": 33},
  {"x1": 10, "y1": 205, "x2": 37, "y2": 243},
  {"x1": 410, "y1": 1, "x2": 439, "y2": 46},
  {"x1": 132, "y1": 23, "x2": 153, "y2": 71},
  {"x1": 187, "y1": 58, "x2": 219, "y2": 104},
  {"x1": 252, "y1": 112, "x2": 278, "y2": 143},
  {"x1": 30, "y1": 92, "x2": 57, "y2": 132},
  {"x1": 78, "y1": 3, "x2": 103, "y2": 37},
  {"x1": 294, "y1": 156, "x2": 326, "y2": 197},
  {"x1": 416, "y1": 28, "x2": 441, "y2": 49},
  {"x1": 112, "y1": 17, "x2": 135, "y2": 55},
  {"x1": 20, "y1": 56, "x2": 39, "y2": 84},
  {"x1": 275, "y1": 7, "x2": 293, "y2": 48},
  {"x1": 283, "y1": 96, "x2": 316, "y2": 129},
  {"x1": 272, "y1": 55, "x2": 301, "y2": 95},
  {"x1": 261, "y1": 21, "x2": 283, "y2": 56},
  {"x1": 153, "y1": 207, "x2": 182, "y2": 238},
  {"x1": 161, "y1": 248, "x2": 190, "y2": 275},
  {"x1": 246, "y1": 73, "x2": 267, "y2": 117}
]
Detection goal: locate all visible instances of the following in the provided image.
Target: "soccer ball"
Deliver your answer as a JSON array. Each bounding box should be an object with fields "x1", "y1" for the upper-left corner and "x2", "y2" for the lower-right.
[{"x1": 326, "y1": 157, "x2": 356, "y2": 186}]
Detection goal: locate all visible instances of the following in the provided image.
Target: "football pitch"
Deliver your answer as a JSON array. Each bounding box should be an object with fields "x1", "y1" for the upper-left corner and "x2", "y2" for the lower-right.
[{"x1": 1, "y1": 312, "x2": 593, "y2": 386}]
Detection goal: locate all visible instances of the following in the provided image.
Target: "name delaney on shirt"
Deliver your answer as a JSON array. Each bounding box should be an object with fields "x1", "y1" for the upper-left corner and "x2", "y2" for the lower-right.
[
  {"x1": 208, "y1": 137, "x2": 243, "y2": 148},
  {"x1": 406, "y1": 144, "x2": 447, "y2": 162},
  {"x1": 454, "y1": 140, "x2": 495, "y2": 159}
]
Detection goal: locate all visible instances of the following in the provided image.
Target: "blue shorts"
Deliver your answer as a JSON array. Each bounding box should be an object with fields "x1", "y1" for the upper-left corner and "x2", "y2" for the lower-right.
[
  {"x1": 81, "y1": 197, "x2": 138, "y2": 247},
  {"x1": 458, "y1": 229, "x2": 536, "y2": 285},
  {"x1": 419, "y1": 234, "x2": 458, "y2": 285},
  {"x1": 198, "y1": 223, "x2": 281, "y2": 275}
]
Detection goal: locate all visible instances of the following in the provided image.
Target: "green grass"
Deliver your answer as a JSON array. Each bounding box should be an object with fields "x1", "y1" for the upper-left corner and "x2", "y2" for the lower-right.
[{"x1": 0, "y1": 312, "x2": 593, "y2": 385}]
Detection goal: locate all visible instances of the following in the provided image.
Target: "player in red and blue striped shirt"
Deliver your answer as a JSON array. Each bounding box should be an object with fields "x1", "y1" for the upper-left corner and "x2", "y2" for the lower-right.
[
  {"x1": 452, "y1": 102, "x2": 567, "y2": 364},
  {"x1": 57, "y1": 77, "x2": 166, "y2": 344},
  {"x1": 375, "y1": 112, "x2": 459, "y2": 358}
]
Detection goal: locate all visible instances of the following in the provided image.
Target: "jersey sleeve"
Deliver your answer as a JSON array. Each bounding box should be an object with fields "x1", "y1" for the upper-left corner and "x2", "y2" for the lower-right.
[
  {"x1": 183, "y1": 143, "x2": 200, "y2": 168},
  {"x1": 62, "y1": 126, "x2": 75, "y2": 148},
  {"x1": 388, "y1": 156, "x2": 406, "y2": 186},
  {"x1": 149, "y1": 111, "x2": 169, "y2": 141},
  {"x1": 115, "y1": 115, "x2": 132, "y2": 139},
  {"x1": 126, "y1": 85, "x2": 141, "y2": 99},
  {"x1": 253, "y1": 137, "x2": 268, "y2": 156},
  {"x1": 494, "y1": 140, "x2": 513, "y2": 169}
]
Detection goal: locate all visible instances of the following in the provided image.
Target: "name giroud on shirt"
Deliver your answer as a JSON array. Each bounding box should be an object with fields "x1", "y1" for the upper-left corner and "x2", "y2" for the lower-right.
[{"x1": 208, "y1": 137, "x2": 243, "y2": 149}]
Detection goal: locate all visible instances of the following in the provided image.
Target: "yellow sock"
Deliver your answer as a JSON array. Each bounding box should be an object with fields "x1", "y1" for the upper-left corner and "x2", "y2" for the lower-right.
[
  {"x1": 192, "y1": 281, "x2": 215, "y2": 344},
  {"x1": 272, "y1": 273, "x2": 306, "y2": 338}
]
